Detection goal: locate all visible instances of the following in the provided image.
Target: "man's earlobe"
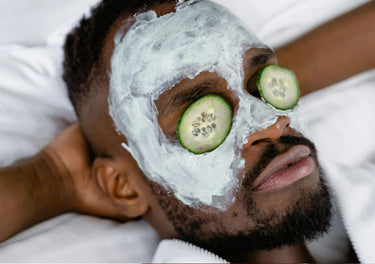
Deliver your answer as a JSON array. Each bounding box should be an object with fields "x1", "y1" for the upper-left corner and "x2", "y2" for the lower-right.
[{"x1": 93, "y1": 157, "x2": 148, "y2": 218}]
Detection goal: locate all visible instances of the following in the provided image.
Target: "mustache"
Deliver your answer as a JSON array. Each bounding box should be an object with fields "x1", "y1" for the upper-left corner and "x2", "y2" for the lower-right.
[{"x1": 242, "y1": 136, "x2": 317, "y2": 190}]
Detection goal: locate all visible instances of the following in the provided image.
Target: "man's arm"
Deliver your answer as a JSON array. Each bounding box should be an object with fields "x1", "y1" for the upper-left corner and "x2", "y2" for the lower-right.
[
  {"x1": 276, "y1": 1, "x2": 375, "y2": 96},
  {"x1": 0, "y1": 124, "x2": 128, "y2": 243},
  {"x1": 0, "y1": 151, "x2": 74, "y2": 242}
]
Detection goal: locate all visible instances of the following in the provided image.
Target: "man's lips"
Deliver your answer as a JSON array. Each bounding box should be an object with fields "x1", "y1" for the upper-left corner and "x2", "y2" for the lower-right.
[{"x1": 252, "y1": 145, "x2": 314, "y2": 192}]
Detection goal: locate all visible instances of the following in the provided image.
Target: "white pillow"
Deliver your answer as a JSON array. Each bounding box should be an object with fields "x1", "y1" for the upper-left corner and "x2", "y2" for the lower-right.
[
  {"x1": 0, "y1": 45, "x2": 76, "y2": 166},
  {"x1": 0, "y1": 0, "x2": 100, "y2": 46}
]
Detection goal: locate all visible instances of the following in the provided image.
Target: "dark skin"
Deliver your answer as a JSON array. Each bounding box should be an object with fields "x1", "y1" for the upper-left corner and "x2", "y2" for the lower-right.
[
  {"x1": 78, "y1": 2, "x2": 320, "y2": 262},
  {"x1": 1, "y1": 1, "x2": 373, "y2": 262},
  {"x1": 277, "y1": 1, "x2": 375, "y2": 96}
]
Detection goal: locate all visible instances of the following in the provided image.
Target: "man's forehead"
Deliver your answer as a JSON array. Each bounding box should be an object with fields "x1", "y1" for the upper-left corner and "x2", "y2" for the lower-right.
[
  {"x1": 102, "y1": 1, "x2": 178, "y2": 70},
  {"x1": 108, "y1": 0, "x2": 267, "y2": 101}
]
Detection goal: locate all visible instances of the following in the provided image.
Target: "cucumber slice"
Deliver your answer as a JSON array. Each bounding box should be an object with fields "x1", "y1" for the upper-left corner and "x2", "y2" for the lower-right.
[
  {"x1": 257, "y1": 65, "x2": 300, "y2": 110},
  {"x1": 177, "y1": 94, "x2": 232, "y2": 154}
]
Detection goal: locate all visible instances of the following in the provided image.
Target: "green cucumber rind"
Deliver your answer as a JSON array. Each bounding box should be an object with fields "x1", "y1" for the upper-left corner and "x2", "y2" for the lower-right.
[
  {"x1": 256, "y1": 65, "x2": 300, "y2": 110},
  {"x1": 177, "y1": 94, "x2": 233, "y2": 155}
]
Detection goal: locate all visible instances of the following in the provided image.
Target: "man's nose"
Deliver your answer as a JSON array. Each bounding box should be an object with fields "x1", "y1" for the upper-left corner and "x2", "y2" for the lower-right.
[{"x1": 245, "y1": 116, "x2": 291, "y2": 146}]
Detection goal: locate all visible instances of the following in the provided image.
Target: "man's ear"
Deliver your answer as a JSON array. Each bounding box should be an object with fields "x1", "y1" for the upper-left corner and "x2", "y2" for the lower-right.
[{"x1": 93, "y1": 157, "x2": 149, "y2": 218}]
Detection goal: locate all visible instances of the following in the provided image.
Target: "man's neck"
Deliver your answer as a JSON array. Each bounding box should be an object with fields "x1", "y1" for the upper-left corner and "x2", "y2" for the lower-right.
[{"x1": 226, "y1": 244, "x2": 315, "y2": 263}]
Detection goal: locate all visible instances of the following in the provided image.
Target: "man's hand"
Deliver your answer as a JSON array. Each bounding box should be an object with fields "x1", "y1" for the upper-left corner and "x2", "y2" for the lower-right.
[
  {"x1": 43, "y1": 123, "x2": 130, "y2": 220},
  {"x1": 0, "y1": 123, "x2": 128, "y2": 243},
  {"x1": 277, "y1": 1, "x2": 375, "y2": 95}
]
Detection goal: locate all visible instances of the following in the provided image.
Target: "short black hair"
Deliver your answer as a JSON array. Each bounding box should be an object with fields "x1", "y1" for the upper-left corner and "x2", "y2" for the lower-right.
[{"x1": 63, "y1": 0, "x2": 175, "y2": 114}]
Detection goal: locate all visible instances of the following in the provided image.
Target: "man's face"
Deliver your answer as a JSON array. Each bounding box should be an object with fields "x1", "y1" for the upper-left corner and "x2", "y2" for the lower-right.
[
  {"x1": 85, "y1": 0, "x2": 331, "y2": 254},
  {"x1": 109, "y1": 0, "x2": 311, "y2": 210}
]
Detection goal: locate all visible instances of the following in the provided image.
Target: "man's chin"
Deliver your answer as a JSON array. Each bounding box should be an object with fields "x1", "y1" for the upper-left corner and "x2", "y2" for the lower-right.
[
  {"x1": 145, "y1": 157, "x2": 332, "y2": 257},
  {"x1": 198, "y1": 178, "x2": 332, "y2": 255}
]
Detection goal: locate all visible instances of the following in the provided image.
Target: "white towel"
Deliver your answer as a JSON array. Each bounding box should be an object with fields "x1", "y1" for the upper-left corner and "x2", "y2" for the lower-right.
[
  {"x1": 321, "y1": 159, "x2": 375, "y2": 263},
  {"x1": 153, "y1": 239, "x2": 228, "y2": 263}
]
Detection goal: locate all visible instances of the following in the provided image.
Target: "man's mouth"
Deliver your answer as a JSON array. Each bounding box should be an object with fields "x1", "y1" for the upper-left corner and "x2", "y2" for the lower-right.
[{"x1": 252, "y1": 145, "x2": 314, "y2": 192}]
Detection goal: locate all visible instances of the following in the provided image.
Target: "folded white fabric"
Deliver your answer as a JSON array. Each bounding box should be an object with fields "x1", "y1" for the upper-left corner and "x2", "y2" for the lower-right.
[
  {"x1": 321, "y1": 159, "x2": 375, "y2": 263},
  {"x1": 153, "y1": 239, "x2": 228, "y2": 263}
]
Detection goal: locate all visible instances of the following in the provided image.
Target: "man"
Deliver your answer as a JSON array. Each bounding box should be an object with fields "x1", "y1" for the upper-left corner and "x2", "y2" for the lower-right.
[
  {"x1": 65, "y1": 0, "x2": 332, "y2": 261},
  {"x1": 1, "y1": 0, "x2": 374, "y2": 262}
]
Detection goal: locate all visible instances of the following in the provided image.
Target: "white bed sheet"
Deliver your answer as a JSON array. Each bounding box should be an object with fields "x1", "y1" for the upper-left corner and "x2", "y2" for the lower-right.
[{"x1": 0, "y1": 0, "x2": 373, "y2": 262}]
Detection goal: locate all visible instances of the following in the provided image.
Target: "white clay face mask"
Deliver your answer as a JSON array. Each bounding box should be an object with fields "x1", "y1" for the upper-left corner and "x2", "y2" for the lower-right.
[{"x1": 109, "y1": 0, "x2": 306, "y2": 211}]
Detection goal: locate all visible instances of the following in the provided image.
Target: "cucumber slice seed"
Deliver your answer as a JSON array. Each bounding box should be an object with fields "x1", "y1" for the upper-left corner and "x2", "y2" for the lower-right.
[
  {"x1": 177, "y1": 94, "x2": 233, "y2": 154},
  {"x1": 257, "y1": 65, "x2": 300, "y2": 110}
]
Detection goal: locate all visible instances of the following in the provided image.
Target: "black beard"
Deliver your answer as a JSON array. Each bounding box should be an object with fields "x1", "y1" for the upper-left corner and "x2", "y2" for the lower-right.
[
  {"x1": 194, "y1": 178, "x2": 332, "y2": 256},
  {"x1": 145, "y1": 136, "x2": 332, "y2": 258}
]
